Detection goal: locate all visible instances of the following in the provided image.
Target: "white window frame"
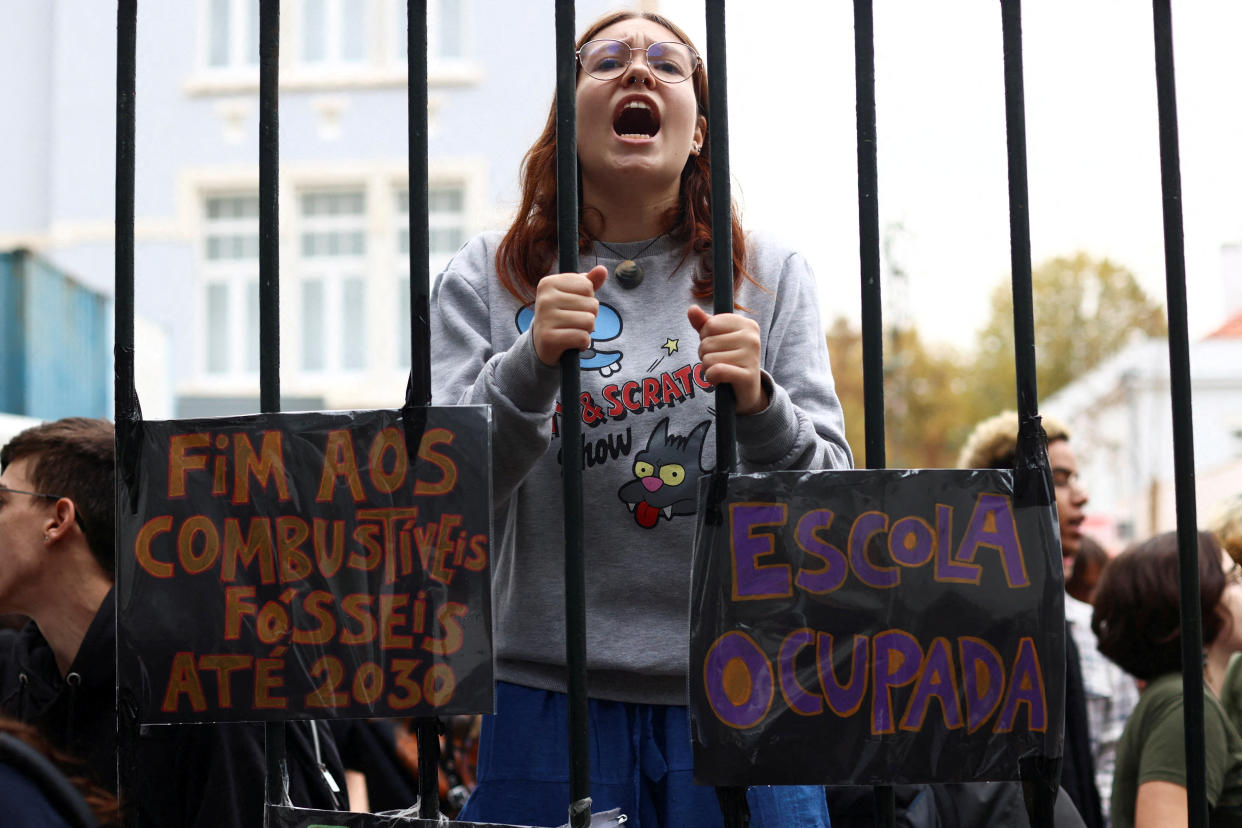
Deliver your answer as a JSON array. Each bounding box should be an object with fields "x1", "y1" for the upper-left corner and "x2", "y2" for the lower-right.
[
  {"x1": 391, "y1": 0, "x2": 473, "y2": 70},
  {"x1": 187, "y1": 0, "x2": 479, "y2": 95},
  {"x1": 200, "y1": 193, "x2": 261, "y2": 379},
  {"x1": 394, "y1": 180, "x2": 467, "y2": 368},
  {"x1": 198, "y1": 0, "x2": 260, "y2": 75},
  {"x1": 296, "y1": 188, "x2": 370, "y2": 376},
  {"x1": 298, "y1": 0, "x2": 371, "y2": 70}
]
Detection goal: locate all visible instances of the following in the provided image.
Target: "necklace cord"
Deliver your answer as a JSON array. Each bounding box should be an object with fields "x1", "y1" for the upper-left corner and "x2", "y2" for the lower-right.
[{"x1": 593, "y1": 234, "x2": 666, "y2": 289}]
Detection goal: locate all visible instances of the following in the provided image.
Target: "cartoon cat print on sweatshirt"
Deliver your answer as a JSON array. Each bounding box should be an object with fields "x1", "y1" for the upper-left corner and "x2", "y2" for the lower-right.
[{"x1": 618, "y1": 417, "x2": 712, "y2": 528}]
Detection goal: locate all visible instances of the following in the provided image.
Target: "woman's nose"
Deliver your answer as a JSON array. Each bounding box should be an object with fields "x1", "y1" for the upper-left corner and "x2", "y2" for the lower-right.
[{"x1": 622, "y1": 51, "x2": 654, "y2": 88}]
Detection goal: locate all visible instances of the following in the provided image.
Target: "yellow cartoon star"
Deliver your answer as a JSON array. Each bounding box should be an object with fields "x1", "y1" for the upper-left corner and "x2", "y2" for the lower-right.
[{"x1": 663, "y1": 338, "x2": 679, "y2": 355}]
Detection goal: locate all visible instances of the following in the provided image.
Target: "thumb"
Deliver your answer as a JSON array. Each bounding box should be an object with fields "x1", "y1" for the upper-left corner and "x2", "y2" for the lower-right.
[
  {"x1": 687, "y1": 304, "x2": 710, "y2": 332},
  {"x1": 586, "y1": 264, "x2": 608, "y2": 292}
]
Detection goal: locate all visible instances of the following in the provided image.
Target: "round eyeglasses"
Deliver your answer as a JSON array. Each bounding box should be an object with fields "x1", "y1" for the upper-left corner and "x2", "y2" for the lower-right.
[{"x1": 576, "y1": 39, "x2": 701, "y2": 83}]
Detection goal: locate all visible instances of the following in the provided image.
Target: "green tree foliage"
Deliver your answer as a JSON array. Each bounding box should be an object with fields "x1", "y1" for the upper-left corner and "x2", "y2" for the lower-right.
[
  {"x1": 826, "y1": 317, "x2": 969, "y2": 469},
  {"x1": 825, "y1": 317, "x2": 866, "y2": 465},
  {"x1": 965, "y1": 252, "x2": 1167, "y2": 428},
  {"x1": 826, "y1": 252, "x2": 1166, "y2": 470}
]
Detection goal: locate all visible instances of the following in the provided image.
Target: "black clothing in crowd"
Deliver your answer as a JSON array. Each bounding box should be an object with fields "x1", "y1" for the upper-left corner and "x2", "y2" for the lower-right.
[{"x1": 0, "y1": 589, "x2": 348, "y2": 827}]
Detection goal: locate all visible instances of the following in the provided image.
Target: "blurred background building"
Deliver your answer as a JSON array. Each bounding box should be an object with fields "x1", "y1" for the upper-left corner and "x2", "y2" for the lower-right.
[
  {"x1": 1046, "y1": 253, "x2": 1242, "y2": 547},
  {"x1": 1, "y1": 0, "x2": 1239, "y2": 546},
  {"x1": 0, "y1": 0, "x2": 616, "y2": 419}
]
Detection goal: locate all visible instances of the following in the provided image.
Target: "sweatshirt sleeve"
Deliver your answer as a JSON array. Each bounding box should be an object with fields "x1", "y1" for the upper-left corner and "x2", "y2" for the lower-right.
[
  {"x1": 735, "y1": 247, "x2": 854, "y2": 472},
  {"x1": 430, "y1": 238, "x2": 562, "y2": 504}
]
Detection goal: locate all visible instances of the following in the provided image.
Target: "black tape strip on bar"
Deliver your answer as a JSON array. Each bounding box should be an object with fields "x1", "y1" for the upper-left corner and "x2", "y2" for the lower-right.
[
  {"x1": 704, "y1": 5, "x2": 748, "y2": 827},
  {"x1": 851, "y1": 3, "x2": 894, "y2": 821},
  {"x1": 257, "y1": 0, "x2": 291, "y2": 811},
  {"x1": 999, "y1": 5, "x2": 1058, "y2": 825},
  {"x1": 553, "y1": 2, "x2": 591, "y2": 826},
  {"x1": 1151, "y1": 3, "x2": 1207, "y2": 825},
  {"x1": 406, "y1": 2, "x2": 442, "y2": 817},
  {"x1": 705, "y1": 0, "x2": 736, "y2": 474}
]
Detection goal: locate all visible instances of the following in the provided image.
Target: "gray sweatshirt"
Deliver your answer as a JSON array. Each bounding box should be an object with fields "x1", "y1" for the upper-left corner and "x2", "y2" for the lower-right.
[{"x1": 430, "y1": 230, "x2": 853, "y2": 705}]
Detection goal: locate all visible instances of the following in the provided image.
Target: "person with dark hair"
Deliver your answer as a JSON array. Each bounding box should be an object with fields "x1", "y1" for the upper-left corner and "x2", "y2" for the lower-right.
[
  {"x1": 946, "y1": 411, "x2": 1108, "y2": 827},
  {"x1": 0, "y1": 713, "x2": 121, "y2": 827},
  {"x1": 430, "y1": 9, "x2": 850, "y2": 827},
  {"x1": 1067, "y1": 534, "x2": 1109, "y2": 605},
  {"x1": 1211, "y1": 494, "x2": 1242, "y2": 734},
  {"x1": 1092, "y1": 530, "x2": 1242, "y2": 827},
  {"x1": 0, "y1": 418, "x2": 348, "y2": 826}
]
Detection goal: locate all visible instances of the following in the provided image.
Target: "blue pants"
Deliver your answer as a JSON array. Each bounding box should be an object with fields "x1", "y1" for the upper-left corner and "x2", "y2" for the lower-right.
[{"x1": 458, "y1": 681, "x2": 830, "y2": 828}]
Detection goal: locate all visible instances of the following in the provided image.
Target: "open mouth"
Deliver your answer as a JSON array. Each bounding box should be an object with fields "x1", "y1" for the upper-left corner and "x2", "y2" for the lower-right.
[{"x1": 613, "y1": 100, "x2": 660, "y2": 139}]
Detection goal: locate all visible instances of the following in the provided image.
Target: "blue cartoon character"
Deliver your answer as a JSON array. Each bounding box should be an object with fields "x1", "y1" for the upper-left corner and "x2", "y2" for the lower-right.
[
  {"x1": 617, "y1": 417, "x2": 711, "y2": 528},
  {"x1": 515, "y1": 302, "x2": 623, "y2": 376}
]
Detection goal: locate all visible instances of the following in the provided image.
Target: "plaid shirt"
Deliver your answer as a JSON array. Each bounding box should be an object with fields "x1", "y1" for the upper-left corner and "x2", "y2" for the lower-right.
[{"x1": 1066, "y1": 594, "x2": 1140, "y2": 824}]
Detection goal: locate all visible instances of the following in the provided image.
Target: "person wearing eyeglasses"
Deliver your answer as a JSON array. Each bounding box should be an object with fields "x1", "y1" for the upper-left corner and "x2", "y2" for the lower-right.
[
  {"x1": 431, "y1": 9, "x2": 850, "y2": 828},
  {"x1": 0, "y1": 418, "x2": 349, "y2": 826},
  {"x1": 945, "y1": 410, "x2": 1135, "y2": 827},
  {"x1": 1092, "y1": 530, "x2": 1242, "y2": 827},
  {"x1": 1211, "y1": 494, "x2": 1242, "y2": 736}
]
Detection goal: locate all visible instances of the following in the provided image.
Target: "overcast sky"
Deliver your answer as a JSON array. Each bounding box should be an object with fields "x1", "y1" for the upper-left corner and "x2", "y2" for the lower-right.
[{"x1": 657, "y1": 0, "x2": 1242, "y2": 351}]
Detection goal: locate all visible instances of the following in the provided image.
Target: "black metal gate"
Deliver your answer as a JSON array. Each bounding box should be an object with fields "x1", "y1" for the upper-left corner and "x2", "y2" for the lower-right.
[{"x1": 111, "y1": 2, "x2": 1208, "y2": 826}]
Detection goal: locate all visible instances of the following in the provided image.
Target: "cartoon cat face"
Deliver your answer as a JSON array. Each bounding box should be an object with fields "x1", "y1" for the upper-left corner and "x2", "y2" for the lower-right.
[{"x1": 617, "y1": 417, "x2": 711, "y2": 528}]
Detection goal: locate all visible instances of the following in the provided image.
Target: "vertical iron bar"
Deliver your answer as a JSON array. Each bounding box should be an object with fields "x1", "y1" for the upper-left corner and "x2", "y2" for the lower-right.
[
  {"x1": 115, "y1": 0, "x2": 136, "y2": 426},
  {"x1": 258, "y1": 0, "x2": 289, "y2": 812},
  {"x1": 706, "y1": 6, "x2": 748, "y2": 826},
  {"x1": 999, "y1": 0, "x2": 1038, "y2": 426},
  {"x1": 408, "y1": 0, "x2": 432, "y2": 405},
  {"x1": 853, "y1": 0, "x2": 886, "y2": 474},
  {"x1": 408, "y1": 3, "x2": 441, "y2": 816},
  {"x1": 1151, "y1": 3, "x2": 1206, "y2": 825},
  {"x1": 706, "y1": 0, "x2": 736, "y2": 473},
  {"x1": 259, "y1": 0, "x2": 281, "y2": 417},
  {"x1": 415, "y1": 717, "x2": 440, "y2": 819},
  {"x1": 853, "y1": 3, "x2": 893, "y2": 821},
  {"x1": 113, "y1": 0, "x2": 137, "y2": 805},
  {"x1": 554, "y1": 3, "x2": 590, "y2": 827},
  {"x1": 1000, "y1": 5, "x2": 1056, "y2": 826}
]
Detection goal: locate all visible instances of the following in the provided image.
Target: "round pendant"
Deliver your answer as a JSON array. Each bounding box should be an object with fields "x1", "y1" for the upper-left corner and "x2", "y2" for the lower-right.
[{"x1": 613, "y1": 259, "x2": 643, "y2": 288}]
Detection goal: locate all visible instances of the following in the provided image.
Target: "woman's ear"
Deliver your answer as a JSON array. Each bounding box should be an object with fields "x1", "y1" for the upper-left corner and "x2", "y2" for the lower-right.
[{"x1": 694, "y1": 116, "x2": 706, "y2": 151}]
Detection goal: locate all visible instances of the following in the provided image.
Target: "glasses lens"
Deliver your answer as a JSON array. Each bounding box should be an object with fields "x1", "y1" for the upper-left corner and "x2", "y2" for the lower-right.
[
  {"x1": 579, "y1": 40, "x2": 629, "y2": 79},
  {"x1": 647, "y1": 42, "x2": 696, "y2": 82}
]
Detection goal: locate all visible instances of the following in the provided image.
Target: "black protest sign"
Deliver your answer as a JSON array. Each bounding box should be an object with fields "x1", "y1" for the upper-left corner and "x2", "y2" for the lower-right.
[
  {"x1": 116, "y1": 407, "x2": 492, "y2": 724},
  {"x1": 689, "y1": 469, "x2": 1065, "y2": 786}
]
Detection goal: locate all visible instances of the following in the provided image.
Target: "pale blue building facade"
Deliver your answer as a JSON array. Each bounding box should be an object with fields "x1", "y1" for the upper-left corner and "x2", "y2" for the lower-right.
[{"x1": 0, "y1": 0, "x2": 617, "y2": 417}]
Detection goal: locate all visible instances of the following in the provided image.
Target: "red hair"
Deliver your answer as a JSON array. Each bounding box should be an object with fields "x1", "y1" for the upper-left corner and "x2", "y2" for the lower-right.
[{"x1": 495, "y1": 10, "x2": 751, "y2": 303}]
